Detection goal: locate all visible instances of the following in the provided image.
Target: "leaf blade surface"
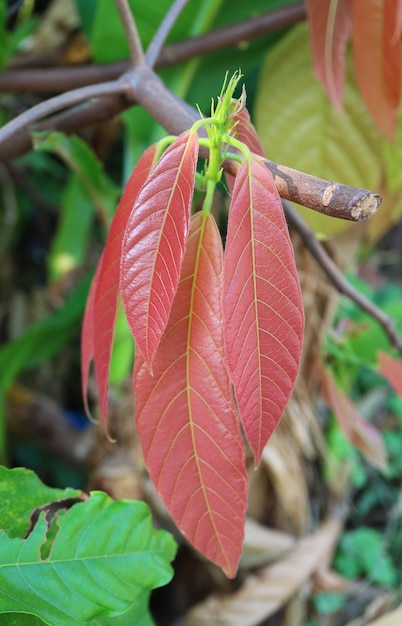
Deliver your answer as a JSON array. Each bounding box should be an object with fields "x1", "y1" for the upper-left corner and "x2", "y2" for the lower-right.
[
  {"x1": 223, "y1": 157, "x2": 304, "y2": 465},
  {"x1": 121, "y1": 131, "x2": 199, "y2": 369},
  {"x1": 134, "y1": 212, "x2": 248, "y2": 578}
]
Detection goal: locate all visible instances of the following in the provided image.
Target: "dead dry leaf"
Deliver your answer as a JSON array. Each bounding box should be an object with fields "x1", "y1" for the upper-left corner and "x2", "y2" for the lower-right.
[
  {"x1": 239, "y1": 518, "x2": 295, "y2": 569},
  {"x1": 184, "y1": 516, "x2": 344, "y2": 626},
  {"x1": 367, "y1": 604, "x2": 402, "y2": 626}
]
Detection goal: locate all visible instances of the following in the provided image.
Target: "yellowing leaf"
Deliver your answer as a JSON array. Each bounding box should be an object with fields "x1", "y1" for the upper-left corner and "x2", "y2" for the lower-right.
[{"x1": 255, "y1": 23, "x2": 382, "y2": 237}]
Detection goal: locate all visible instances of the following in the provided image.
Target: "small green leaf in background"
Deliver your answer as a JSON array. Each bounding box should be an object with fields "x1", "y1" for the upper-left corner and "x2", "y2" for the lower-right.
[
  {"x1": 0, "y1": 490, "x2": 176, "y2": 625},
  {"x1": 0, "y1": 0, "x2": 7, "y2": 69},
  {"x1": 0, "y1": 466, "x2": 82, "y2": 539},
  {"x1": 313, "y1": 592, "x2": 346, "y2": 615},
  {"x1": 335, "y1": 528, "x2": 397, "y2": 588},
  {"x1": 109, "y1": 300, "x2": 135, "y2": 386}
]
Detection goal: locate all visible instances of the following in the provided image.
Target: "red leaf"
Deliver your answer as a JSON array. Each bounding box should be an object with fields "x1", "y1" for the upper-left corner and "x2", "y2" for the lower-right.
[
  {"x1": 223, "y1": 157, "x2": 304, "y2": 466},
  {"x1": 319, "y1": 364, "x2": 387, "y2": 470},
  {"x1": 134, "y1": 212, "x2": 248, "y2": 578},
  {"x1": 81, "y1": 255, "x2": 103, "y2": 419},
  {"x1": 226, "y1": 106, "x2": 265, "y2": 193},
  {"x1": 88, "y1": 145, "x2": 157, "y2": 428},
  {"x1": 352, "y1": 0, "x2": 401, "y2": 140},
  {"x1": 306, "y1": 0, "x2": 352, "y2": 107},
  {"x1": 121, "y1": 131, "x2": 199, "y2": 369},
  {"x1": 378, "y1": 351, "x2": 402, "y2": 397},
  {"x1": 231, "y1": 107, "x2": 265, "y2": 157}
]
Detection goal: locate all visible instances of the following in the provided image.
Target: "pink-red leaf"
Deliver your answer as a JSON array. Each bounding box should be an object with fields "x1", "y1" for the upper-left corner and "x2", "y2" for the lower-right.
[
  {"x1": 378, "y1": 351, "x2": 402, "y2": 397},
  {"x1": 134, "y1": 211, "x2": 248, "y2": 578},
  {"x1": 81, "y1": 255, "x2": 103, "y2": 419},
  {"x1": 83, "y1": 144, "x2": 157, "y2": 429},
  {"x1": 226, "y1": 106, "x2": 265, "y2": 193},
  {"x1": 223, "y1": 157, "x2": 304, "y2": 466},
  {"x1": 319, "y1": 364, "x2": 387, "y2": 470},
  {"x1": 352, "y1": 0, "x2": 401, "y2": 140},
  {"x1": 121, "y1": 130, "x2": 199, "y2": 370},
  {"x1": 306, "y1": 0, "x2": 352, "y2": 107}
]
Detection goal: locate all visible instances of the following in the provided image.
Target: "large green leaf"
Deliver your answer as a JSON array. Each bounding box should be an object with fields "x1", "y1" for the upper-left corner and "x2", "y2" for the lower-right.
[
  {"x1": 0, "y1": 466, "x2": 82, "y2": 539},
  {"x1": 0, "y1": 492, "x2": 176, "y2": 625},
  {"x1": 255, "y1": 23, "x2": 382, "y2": 236}
]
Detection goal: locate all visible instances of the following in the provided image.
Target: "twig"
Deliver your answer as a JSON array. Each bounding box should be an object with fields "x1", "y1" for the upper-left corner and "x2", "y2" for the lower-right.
[
  {"x1": 146, "y1": 0, "x2": 189, "y2": 68},
  {"x1": 0, "y1": 80, "x2": 129, "y2": 147},
  {"x1": 0, "y1": 3, "x2": 306, "y2": 94},
  {"x1": 114, "y1": 0, "x2": 145, "y2": 67},
  {"x1": 283, "y1": 200, "x2": 402, "y2": 356}
]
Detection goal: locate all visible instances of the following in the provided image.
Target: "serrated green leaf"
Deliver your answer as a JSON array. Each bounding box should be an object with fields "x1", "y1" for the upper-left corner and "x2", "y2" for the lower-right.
[
  {"x1": 255, "y1": 22, "x2": 382, "y2": 236},
  {"x1": 33, "y1": 131, "x2": 119, "y2": 226},
  {"x1": 0, "y1": 492, "x2": 176, "y2": 625},
  {"x1": 0, "y1": 466, "x2": 82, "y2": 539}
]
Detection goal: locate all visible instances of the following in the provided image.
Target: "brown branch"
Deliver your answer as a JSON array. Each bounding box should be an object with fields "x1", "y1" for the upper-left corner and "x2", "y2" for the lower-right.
[
  {"x1": 114, "y1": 0, "x2": 145, "y2": 67},
  {"x1": 146, "y1": 0, "x2": 189, "y2": 68},
  {"x1": 0, "y1": 80, "x2": 130, "y2": 147},
  {"x1": 265, "y1": 160, "x2": 381, "y2": 221},
  {"x1": 0, "y1": 3, "x2": 306, "y2": 94},
  {"x1": 283, "y1": 200, "x2": 402, "y2": 357}
]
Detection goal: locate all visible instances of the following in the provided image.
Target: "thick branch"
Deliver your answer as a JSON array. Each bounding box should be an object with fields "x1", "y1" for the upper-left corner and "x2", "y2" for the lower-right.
[
  {"x1": 283, "y1": 200, "x2": 402, "y2": 356},
  {"x1": 0, "y1": 3, "x2": 306, "y2": 94}
]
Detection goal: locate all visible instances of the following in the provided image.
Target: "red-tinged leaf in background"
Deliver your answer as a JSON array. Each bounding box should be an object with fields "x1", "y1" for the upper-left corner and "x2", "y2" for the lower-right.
[
  {"x1": 121, "y1": 131, "x2": 199, "y2": 370},
  {"x1": 319, "y1": 364, "x2": 387, "y2": 471},
  {"x1": 306, "y1": 0, "x2": 352, "y2": 108},
  {"x1": 81, "y1": 256, "x2": 103, "y2": 419},
  {"x1": 226, "y1": 106, "x2": 265, "y2": 193},
  {"x1": 84, "y1": 145, "x2": 157, "y2": 430},
  {"x1": 352, "y1": 0, "x2": 401, "y2": 141},
  {"x1": 223, "y1": 157, "x2": 304, "y2": 466},
  {"x1": 134, "y1": 211, "x2": 248, "y2": 578},
  {"x1": 378, "y1": 351, "x2": 402, "y2": 397}
]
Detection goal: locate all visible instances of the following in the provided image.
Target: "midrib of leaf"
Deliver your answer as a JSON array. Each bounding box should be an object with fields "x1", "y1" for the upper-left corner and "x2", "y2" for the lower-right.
[
  {"x1": 185, "y1": 212, "x2": 228, "y2": 573},
  {"x1": 325, "y1": 0, "x2": 340, "y2": 101}
]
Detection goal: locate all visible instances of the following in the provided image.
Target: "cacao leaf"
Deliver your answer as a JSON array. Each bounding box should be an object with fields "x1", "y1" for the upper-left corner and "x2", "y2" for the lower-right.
[
  {"x1": 352, "y1": 0, "x2": 401, "y2": 140},
  {"x1": 319, "y1": 365, "x2": 387, "y2": 470},
  {"x1": 306, "y1": 0, "x2": 352, "y2": 108},
  {"x1": 121, "y1": 131, "x2": 199, "y2": 370},
  {"x1": 378, "y1": 351, "x2": 402, "y2": 397},
  {"x1": 134, "y1": 212, "x2": 248, "y2": 578},
  {"x1": 223, "y1": 157, "x2": 304, "y2": 465},
  {"x1": 93, "y1": 145, "x2": 157, "y2": 428},
  {"x1": 226, "y1": 106, "x2": 265, "y2": 193}
]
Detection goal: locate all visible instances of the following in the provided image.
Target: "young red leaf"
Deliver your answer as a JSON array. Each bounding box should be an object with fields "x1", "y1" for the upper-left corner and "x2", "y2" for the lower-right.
[
  {"x1": 226, "y1": 106, "x2": 265, "y2": 193},
  {"x1": 319, "y1": 365, "x2": 387, "y2": 470},
  {"x1": 134, "y1": 211, "x2": 248, "y2": 578},
  {"x1": 84, "y1": 144, "x2": 157, "y2": 428},
  {"x1": 306, "y1": 0, "x2": 352, "y2": 107},
  {"x1": 378, "y1": 351, "x2": 402, "y2": 397},
  {"x1": 121, "y1": 130, "x2": 199, "y2": 370},
  {"x1": 223, "y1": 157, "x2": 304, "y2": 466},
  {"x1": 352, "y1": 0, "x2": 401, "y2": 140}
]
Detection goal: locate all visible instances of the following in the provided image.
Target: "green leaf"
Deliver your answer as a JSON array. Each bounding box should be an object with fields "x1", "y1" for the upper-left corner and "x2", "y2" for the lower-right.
[
  {"x1": 0, "y1": 0, "x2": 8, "y2": 70},
  {"x1": 0, "y1": 492, "x2": 176, "y2": 625},
  {"x1": 48, "y1": 175, "x2": 94, "y2": 281},
  {"x1": 0, "y1": 277, "x2": 90, "y2": 391},
  {"x1": 109, "y1": 301, "x2": 134, "y2": 386},
  {"x1": 33, "y1": 131, "x2": 119, "y2": 227},
  {"x1": 0, "y1": 466, "x2": 82, "y2": 539},
  {"x1": 0, "y1": 615, "x2": 46, "y2": 625},
  {"x1": 313, "y1": 592, "x2": 346, "y2": 615},
  {"x1": 254, "y1": 22, "x2": 382, "y2": 236}
]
